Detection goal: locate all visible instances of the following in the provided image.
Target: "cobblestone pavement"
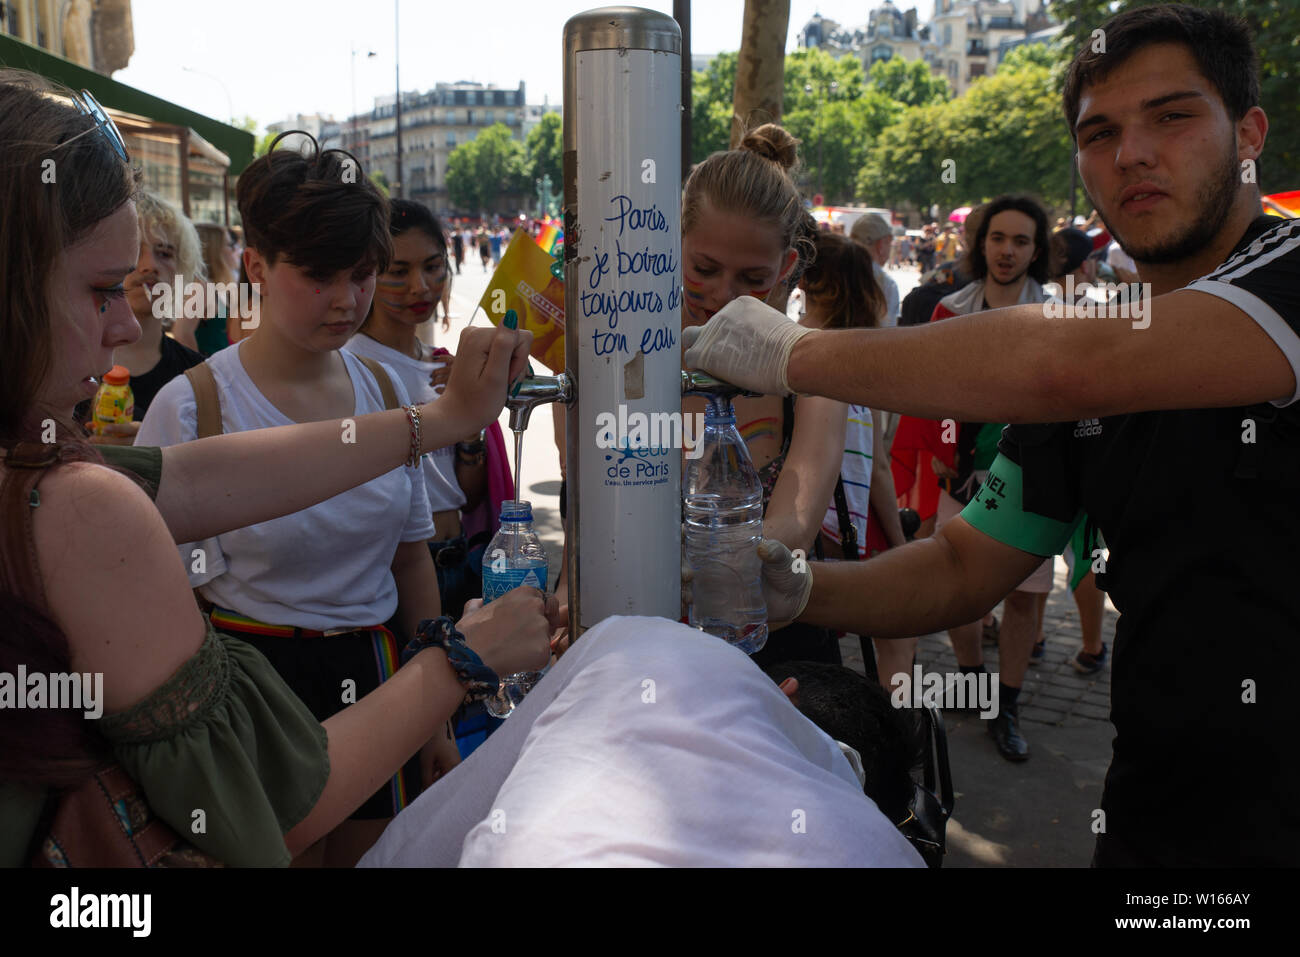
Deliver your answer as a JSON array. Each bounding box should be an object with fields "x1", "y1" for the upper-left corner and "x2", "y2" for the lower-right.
[{"x1": 840, "y1": 556, "x2": 1119, "y2": 866}]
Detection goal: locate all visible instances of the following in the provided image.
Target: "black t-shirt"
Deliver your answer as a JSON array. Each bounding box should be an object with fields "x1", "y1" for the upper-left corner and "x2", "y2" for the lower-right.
[
  {"x1": 995, "y1": 215, "x2": 1300, "y2": 865},
  {"x1": 131, "y1": 335, "x2": 205, "y2": 421}
]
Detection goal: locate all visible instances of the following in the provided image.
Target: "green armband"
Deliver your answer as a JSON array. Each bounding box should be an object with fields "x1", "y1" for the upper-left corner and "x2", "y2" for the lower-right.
[{"x1": 961, "y1": 453, "x2": 1082, "y2": 558}]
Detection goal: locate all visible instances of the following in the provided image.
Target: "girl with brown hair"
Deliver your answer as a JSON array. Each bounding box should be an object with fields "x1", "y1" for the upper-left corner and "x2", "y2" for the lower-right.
[{"x1": 0, "y1": 70, "x2": 550, "y2": 867}]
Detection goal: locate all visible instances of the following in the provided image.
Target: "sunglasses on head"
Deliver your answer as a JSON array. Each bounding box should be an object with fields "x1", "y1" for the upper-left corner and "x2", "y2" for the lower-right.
[{"x1": 66, "y1": 89, "x2": 130, "y2": 163}]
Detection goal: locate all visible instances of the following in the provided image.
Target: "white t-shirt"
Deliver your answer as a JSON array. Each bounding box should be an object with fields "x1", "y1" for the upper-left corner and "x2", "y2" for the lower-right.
[
  {"x1": 343, "y1": 333, "x2": 465, "y2": 512},
  {"x1": 874, "y1": 263, "x2": 900, "y2": 327},
  {"x1": 137, "y1": 342, "x2": 435, "y2": 631},
  {"x1": 821, "y1": 405, "x2": 874, "y2": 558},
  {"x1": 1107, "y1": 240, "x2": 1137, "y2": 275},
  {"x1": 360, "y1": 616, "x2": 924, "y2": 867}
]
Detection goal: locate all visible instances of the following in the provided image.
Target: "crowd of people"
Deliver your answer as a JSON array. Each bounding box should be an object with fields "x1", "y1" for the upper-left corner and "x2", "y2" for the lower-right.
[{"x1": 2, "y1": 3, "x2": 1296, "y2": 869}]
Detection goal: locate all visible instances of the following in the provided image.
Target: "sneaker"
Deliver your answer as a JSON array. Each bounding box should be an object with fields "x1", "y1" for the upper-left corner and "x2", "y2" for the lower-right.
[
  {"x1": 1071, "y1": 643, "x2": 1109, "y2": 675},
  {"x1": 1028, "y1": 639, "x2": 1045, "y2": 666}
]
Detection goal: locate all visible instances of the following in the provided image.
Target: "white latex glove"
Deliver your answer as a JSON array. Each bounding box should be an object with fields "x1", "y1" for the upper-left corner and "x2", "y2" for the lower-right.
[
  {"x1": 682, "y1": 296, "x2": 813, "y2": 396},
  {"x1": 755, "y1": 538, "x2": 813, "y2": 622}
]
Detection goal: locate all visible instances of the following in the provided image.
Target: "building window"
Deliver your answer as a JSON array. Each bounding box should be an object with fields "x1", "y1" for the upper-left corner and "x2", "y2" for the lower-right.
[
  {"x1": 466, "y1": 109, "x2": 473, "y2": 125},
  {"x1": 871, "y1": 44, "x2": 893, "y2": 63},
  {"x1": 447, "y1": 132, "x2": 456, "y2": 147},
  {"x1": 944, "y1": 24, "x2": 952, "y2": 46}
]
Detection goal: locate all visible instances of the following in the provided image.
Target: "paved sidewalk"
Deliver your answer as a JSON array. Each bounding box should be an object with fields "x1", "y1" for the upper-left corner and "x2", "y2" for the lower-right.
[{"x1": 839, "y1": 556, "x2": 1117, "y2": 867}]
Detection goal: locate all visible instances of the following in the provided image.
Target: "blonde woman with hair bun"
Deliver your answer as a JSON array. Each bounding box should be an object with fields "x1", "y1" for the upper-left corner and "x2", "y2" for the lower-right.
[{"x1": 681, "y1": 122, "x2": 859, "y2": 668}]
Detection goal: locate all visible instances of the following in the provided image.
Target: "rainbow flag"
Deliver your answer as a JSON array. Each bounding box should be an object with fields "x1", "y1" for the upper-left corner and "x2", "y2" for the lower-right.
[
  {"x1": 1264, "y1": 191, "x2": 1300, "y2": 217},
  {"x1": 535, "y1": 220, "x2": 563, "y2": 256}
]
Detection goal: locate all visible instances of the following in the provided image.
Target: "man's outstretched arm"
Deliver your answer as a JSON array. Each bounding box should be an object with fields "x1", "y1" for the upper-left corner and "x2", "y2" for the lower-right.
[
  {"x1": 760, "y1": 451, "x2": 1083, "y2": 639},
  {"x1": 685, "y1": 288, "x2": 1297, "y2": 422},
  {"x1": 794, "y1": 518, "x2": 1045, "y2": 639}
]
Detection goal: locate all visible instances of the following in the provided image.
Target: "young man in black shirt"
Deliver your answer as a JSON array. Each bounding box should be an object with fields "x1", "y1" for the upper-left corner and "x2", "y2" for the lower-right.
[{"x1": 684, "y1": 4, "x2": 1298, "y2": 866}]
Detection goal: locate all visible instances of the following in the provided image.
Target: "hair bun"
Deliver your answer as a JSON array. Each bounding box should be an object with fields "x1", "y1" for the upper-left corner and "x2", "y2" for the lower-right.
[{"x1": 740, "y1": 123, "x2": 799, "y2": 172}]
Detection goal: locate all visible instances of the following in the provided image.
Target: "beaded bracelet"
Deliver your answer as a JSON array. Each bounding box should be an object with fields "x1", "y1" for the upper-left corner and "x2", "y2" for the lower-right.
[{"x1": 402, "y1": 404, "x2": 422, "y2": 468}]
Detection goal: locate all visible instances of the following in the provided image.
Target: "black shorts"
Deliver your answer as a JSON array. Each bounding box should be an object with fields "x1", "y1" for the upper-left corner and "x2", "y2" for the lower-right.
[{"x1": 209, "y1": 610, "x2": 421, "y2": 820}]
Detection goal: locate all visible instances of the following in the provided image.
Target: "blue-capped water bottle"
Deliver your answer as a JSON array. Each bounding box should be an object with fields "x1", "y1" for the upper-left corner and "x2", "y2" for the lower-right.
[
  {"x1": 481, "y1": 499, "x2": 549, "y2": 717},
  {"x1": 684, "y1": 396, "x2": 768, "y2": 653}
]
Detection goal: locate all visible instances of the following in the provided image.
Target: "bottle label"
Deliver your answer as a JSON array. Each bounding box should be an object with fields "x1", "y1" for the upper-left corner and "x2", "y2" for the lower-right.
[{"x1": 481, "y1": 566, "x2": 548, "y2": 603}]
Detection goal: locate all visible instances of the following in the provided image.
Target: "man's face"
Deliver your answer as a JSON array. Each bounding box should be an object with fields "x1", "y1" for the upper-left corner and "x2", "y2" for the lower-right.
[
  {"x1": 1075, "y1": 42, "x2": 1243, "y2": 264},
  {"x1": 981, "y1": 210, "x2": 1038, "y2": 287}
]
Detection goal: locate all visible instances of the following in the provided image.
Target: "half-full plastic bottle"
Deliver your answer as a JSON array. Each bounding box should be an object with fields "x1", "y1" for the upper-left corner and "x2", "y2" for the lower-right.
[
  {"x1": 684, "y1": 397, "x2": 768, "y2": 653},
  {"x1": 481, "y1": 499, "x2": 549, "y2": 717}
]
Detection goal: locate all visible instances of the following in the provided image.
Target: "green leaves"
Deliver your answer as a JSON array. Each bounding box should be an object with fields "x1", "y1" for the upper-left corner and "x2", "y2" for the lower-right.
[
  {"x1": 525, "y1": 113, "x2": 563, "y2": 193},
  {"x1": 445, "y1": 124, "x2": 528, "y2": 213}
]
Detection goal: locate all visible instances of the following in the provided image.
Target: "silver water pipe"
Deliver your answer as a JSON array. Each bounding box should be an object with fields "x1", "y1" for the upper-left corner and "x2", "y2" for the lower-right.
[{"x1": 506, "y1": 373, "x2": 575, "y2": 433}]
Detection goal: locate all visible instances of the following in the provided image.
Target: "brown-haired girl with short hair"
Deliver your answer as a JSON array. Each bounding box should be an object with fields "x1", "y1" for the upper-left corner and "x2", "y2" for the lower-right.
[
  {"x1": 137, "y1": 134, "x2": 466, "y2": 865},
  {"x1": 0, "y1": 72, "x2": 547, "y2": 869},
  {"x1": 681, "y1": 123, "x2": 851, "y2": 667}
]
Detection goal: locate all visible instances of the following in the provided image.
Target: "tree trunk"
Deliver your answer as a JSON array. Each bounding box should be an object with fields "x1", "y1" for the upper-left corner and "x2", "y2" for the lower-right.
[{"x1": 730, "y1": 0, "x2": 790, "y2": 147}]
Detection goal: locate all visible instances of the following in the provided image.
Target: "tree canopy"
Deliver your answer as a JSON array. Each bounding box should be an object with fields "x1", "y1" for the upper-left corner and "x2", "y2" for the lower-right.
[{"x1": 444, "y1": 124, "x2": 528, "y2": 213}]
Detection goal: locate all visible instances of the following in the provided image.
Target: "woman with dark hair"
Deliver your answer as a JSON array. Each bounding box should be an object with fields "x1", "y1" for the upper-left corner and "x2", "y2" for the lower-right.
[
  {"x1": 0, "y1": 71, "x2": 549, "y2": 868},
  {"x1": 345, "y1": 200, "x2": 480, "y2": 619}
]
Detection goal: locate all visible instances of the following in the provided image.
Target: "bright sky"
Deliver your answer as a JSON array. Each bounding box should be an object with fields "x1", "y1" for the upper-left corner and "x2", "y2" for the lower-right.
[{"x1": 115, "y1": 1, "x2": 919, "y2": 131}]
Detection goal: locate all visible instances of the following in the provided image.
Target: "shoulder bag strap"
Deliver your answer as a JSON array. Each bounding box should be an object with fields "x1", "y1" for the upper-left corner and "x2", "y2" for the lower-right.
[
  {"x1": 356, "y1": 356, "x2": 400, "y2": 411},
  {"x1": 833, "y1": 475, "x2": 859, "y2": 561},
  {"x1": 183, "y1": 363, "x2": 224, "y2": 439}
]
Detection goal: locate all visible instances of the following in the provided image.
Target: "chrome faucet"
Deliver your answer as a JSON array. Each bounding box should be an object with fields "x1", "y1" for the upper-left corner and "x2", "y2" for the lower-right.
[
  {"x1": 681, "y1": 370, "x2": 759, "y2": 401},
  {"x1": 506, "y1": 372, "x2": 575, "y2": 432}
]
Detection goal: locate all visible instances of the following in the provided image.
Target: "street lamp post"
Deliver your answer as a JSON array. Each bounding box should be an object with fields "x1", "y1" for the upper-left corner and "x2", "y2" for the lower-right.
[
  {"x1": 351, "y1": 46, "x2": 377, "y2": 152},
  {"x1": 393, "y1": 0, "x2": 403, "y2": 198},
  {"x1": 182, "y1": 66, "x2": 234, "y2": 124}
]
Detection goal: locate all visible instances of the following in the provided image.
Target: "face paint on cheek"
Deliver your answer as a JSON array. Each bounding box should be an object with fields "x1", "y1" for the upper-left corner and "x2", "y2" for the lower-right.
[
  {"x1": 683, "y1": 274, "x2": 709, "y2": 302},
  {"x1": 376, "y1": 277, "x2": 406, "y2": 291},
  {"x1": 377, "y1": 297, "x2": 407, "y2": 310}
]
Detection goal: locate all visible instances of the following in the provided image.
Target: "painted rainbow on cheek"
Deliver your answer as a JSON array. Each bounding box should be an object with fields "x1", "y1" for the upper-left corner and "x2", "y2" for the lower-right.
[
  {"x1": 377, "y1": 277, "x2": 406, "y2": 290},
  {"x1": 378, "y1": 297, "x2": 407, "y2": 310}
]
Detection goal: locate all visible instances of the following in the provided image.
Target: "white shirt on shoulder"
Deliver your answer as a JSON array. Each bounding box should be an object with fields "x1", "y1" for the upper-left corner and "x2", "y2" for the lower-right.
[
  {"x1": 344, "y1": 332, "x2": 466, "y2": 512},
  {"x1": 136, "y1": 341, "x2": 435, "y2": 631}
]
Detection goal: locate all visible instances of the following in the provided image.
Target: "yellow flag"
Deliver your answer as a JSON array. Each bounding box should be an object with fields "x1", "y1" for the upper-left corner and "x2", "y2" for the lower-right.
[{"x1": 478, "y1": 230, "x2": 566, "y2": 372}]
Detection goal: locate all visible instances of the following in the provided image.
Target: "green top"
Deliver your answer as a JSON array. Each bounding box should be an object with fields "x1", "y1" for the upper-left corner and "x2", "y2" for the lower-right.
[
  {"x1": 194, "y1": 300, "x2": 231, "y2": 357},
  {"x1": 972, "y1": 423, "x2": 1004, "y2": 473},
  {"x1": 1, "y1": 445, "x2": 330, "y2": 867}
]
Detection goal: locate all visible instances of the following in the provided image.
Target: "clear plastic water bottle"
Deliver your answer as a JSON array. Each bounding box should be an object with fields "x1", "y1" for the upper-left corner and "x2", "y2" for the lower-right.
[
  {"x1": 481, "y1": 499, "x2": 549, "y2": 717},
  {"x1": 684, "y1": 396, "x2": 768, "y2": 653}
]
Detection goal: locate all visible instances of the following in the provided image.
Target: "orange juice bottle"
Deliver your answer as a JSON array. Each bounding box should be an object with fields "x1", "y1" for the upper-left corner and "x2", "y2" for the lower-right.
[{"x1": 90, "y1": 365, "x2": 134, "y2": 435}]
